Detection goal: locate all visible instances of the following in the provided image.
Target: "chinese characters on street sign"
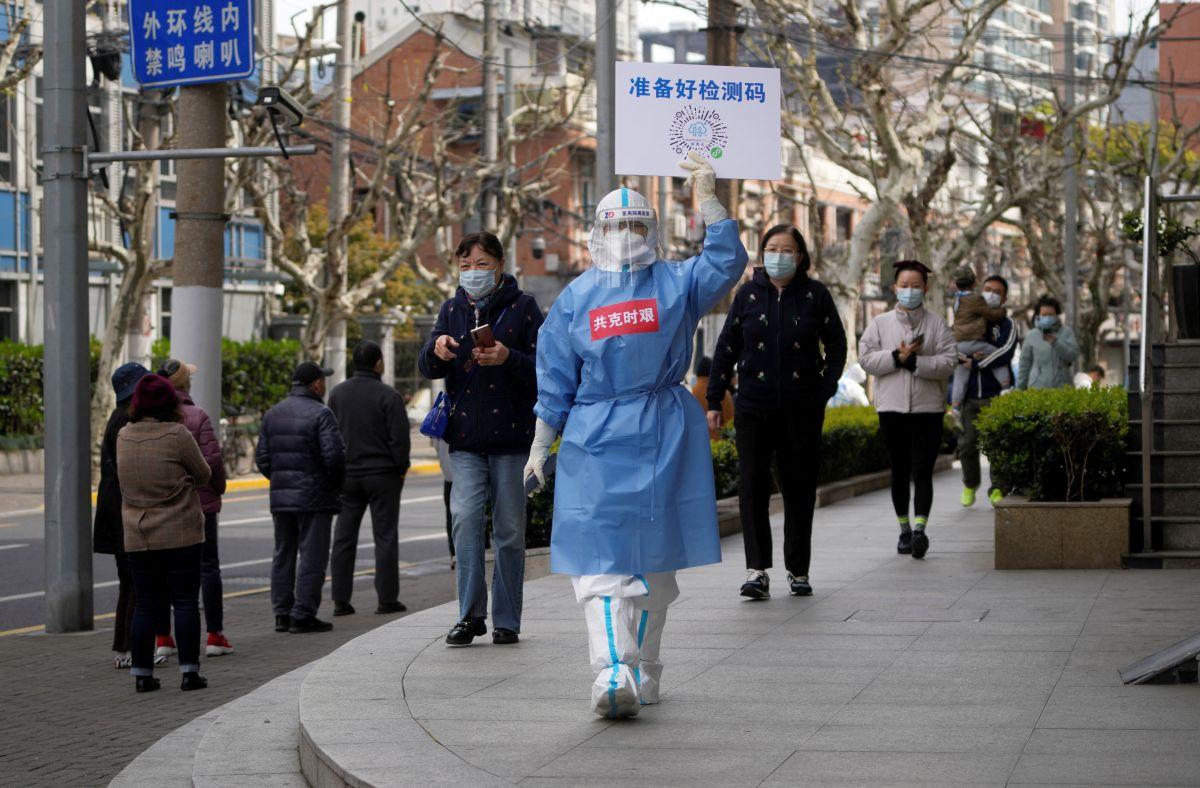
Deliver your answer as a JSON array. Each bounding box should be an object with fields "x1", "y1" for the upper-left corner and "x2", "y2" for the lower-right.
[
  {"x1": 615, "y1": 62, "x2": 782, "y2": 181},
  {"x1": 129, "y1": 0, "x2": 255, "y2": 89}
]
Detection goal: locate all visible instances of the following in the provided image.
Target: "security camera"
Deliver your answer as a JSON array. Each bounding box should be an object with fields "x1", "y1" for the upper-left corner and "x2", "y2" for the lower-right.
[
  {"x1": 531, "y1": 236, "x2": 546, "y2": 259},
  {"x1": 258, "y1": 86, "x2": 304, "y2": 128}
]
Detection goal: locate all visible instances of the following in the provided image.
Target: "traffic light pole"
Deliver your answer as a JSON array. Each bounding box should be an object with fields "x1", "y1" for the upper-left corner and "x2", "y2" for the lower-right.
[{"x1": 42, "y1": 0, "x2": 93, "y2": 633}]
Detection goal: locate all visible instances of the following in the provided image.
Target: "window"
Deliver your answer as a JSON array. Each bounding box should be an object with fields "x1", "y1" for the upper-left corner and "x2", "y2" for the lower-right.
[
  {"x1": 0, "y1": 282, "x2": 16, "y2": 341},
  {"x1": 159, "y1": 287, "x2": 171, "y2": 339},
  {"x1": 535, "y1": 37, "x2": 561, "y2": 76},
  {"x1": 836, "y1": 208, "x2": 853, "y2": 242}
]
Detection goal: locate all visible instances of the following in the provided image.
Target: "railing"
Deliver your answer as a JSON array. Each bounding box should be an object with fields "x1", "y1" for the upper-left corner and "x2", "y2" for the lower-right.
[{"x1": 1137, "y1": 177, "x2": 1200, "y2": 552}]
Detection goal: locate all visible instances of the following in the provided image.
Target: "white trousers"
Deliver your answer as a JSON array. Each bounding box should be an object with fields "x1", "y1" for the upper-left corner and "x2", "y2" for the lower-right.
[{"x1": 571, "y1": 572, "x2": 680, "y2": 718}]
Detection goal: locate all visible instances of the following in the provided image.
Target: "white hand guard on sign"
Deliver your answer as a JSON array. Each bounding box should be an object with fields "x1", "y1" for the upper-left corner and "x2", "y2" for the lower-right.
[{"x1": 678, "y1": 150, "x2": 728, "y2": 225}]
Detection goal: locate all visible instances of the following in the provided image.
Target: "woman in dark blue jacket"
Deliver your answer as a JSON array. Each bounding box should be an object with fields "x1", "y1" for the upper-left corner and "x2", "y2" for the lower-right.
[
  {"x1": 419, "y1": 232, "x2": 543, "y2": 647},
  {"x1": 706, "y1": 224, "x2": 846, "y2": 600}
]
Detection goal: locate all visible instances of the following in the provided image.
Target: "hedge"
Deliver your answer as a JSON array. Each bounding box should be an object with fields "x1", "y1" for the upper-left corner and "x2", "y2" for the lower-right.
[
  {"x1": 0, "y1": 339, "x2": 102, "y2": 438},
  {"x1": 0, "y1": 338, "x2": 300, "y2": 440},
  {"x1": 975, "y1": 386, "x2": 1128, "y2": 502},
  {"x1": 151, "y1": 337, "x2": 301, "y2": 418},
  {"x1": 526, "y1": 404, "x2": 955, "y2": 548}
]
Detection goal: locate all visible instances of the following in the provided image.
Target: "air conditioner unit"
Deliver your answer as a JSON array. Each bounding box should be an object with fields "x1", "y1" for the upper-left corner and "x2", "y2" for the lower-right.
[{"x1": 544, "y1": 253, "x2": 559, "y2": 273}]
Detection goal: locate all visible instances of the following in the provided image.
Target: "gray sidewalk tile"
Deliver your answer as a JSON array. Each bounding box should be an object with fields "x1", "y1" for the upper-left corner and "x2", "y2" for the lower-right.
[
  {"x1": 761, "y1": 750, "x2": 1017, "y2": 786},
  {"x1": 1009, "y1": 752, "x2": 1200, "y2": 786},
  {"x1": 1037, "y1": 685, "x2": 1200, "y2": 729},
  {"x1": 528, "y1": 745, "x2": 796, "y2": 785},
  {"x1": 796, "y1": 724, "x2": 1031, "y2": 754}
]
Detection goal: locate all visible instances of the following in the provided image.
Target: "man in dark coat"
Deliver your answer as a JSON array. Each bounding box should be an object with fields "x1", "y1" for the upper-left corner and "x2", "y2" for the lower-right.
[
  {"x1": 93, "y1": 362, "x2": 150, "y2": 667},
  {"x1": 328, "y1": 340, "x2": 411, "y2": 616},
  {"x1": 256, "y1": 361, "x2": 345, "y2": 633}
]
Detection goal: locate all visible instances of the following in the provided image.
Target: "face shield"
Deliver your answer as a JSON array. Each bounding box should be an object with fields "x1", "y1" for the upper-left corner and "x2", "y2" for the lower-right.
[{"x1": 589, "y1": 188, "x2": 659, "y2": 281}]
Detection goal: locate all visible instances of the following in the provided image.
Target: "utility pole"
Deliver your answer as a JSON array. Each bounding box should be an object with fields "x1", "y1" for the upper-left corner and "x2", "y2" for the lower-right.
[
  {"x1": 482, "y1": 0, "x2": 499, "y2": 229},
  {"x1": 170, "y1": 85, "x2": 227, "y2": 424},
  {"x1": 43, "y1": 0, "x2": 92, "y2": 633},
  {"x1": 503, "y1": 46, "x2": 517, "y2": 276},
  {"x1": 706, "y1": 0, "x2": 739, "y2": 217},
  {"x1": 327, "y1": 0, "x2": 354, "y2": 388},
  {"x1": 1063, "y1": 20, "x2": 1079, "y2": 338},
  {"x1": 129, "y1": 92, "x2": 162, "y2": 369},
  {"x1": 594, "y1": 0, "x2": 617, "y2": 196}
]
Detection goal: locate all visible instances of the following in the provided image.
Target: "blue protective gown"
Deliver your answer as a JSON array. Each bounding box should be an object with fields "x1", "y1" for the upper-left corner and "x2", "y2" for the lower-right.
[{"x1": 534, "y1": 219, "x2": 749, "y2": 576}]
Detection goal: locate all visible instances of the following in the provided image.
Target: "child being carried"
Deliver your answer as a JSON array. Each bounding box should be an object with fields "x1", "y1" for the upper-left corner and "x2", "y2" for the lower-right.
[{"x1": 949, "y1": 267, "x2": 1009, "y2": 410}]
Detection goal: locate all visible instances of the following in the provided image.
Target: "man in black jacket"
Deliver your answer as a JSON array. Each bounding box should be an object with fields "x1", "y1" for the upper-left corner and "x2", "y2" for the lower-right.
[
  {"x1": 327, "y1": 340, "x2": 411, "y2": 616},
  {"x1": 256, "y1": 362, "x2": 345, "y2": 633}
]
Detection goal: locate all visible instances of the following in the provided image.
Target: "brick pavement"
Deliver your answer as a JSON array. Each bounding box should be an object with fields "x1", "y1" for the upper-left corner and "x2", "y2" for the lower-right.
[{"x1": 0, "y1": 558, "x2": 512, "y2": 787}]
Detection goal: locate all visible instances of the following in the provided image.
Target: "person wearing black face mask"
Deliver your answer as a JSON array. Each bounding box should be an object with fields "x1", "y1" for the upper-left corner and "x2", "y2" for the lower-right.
[{"x1": 706, "y1": 224, "x2": 847, "y2": 600}]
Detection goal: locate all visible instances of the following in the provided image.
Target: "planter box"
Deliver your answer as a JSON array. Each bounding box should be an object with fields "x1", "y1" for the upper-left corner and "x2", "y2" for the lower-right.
[{"x1": 994, "y1": 496, "x2": 1131, "y2": 570}]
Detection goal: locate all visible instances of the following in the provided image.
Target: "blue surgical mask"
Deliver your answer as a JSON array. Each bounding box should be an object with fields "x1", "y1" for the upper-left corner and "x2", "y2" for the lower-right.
[
  {"x1": 1036, "y1": 315, "x2": 1059, "y2": 331},
  {"x1": 763, "y1": 252, "x2": 797, "y2": 279},
  {"x1": 896, "y1": 288, "x2": 925, "y2": 309},
  {"x1": 460, "y1": 269, "x2": 498, "y2": 300}
]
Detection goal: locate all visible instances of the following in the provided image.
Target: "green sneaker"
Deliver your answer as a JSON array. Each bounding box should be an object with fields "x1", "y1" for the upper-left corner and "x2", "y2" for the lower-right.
[
  {"x1": 960, "y1": 487, "x2": 976, "y2": 507},
  {"x1": 988, "y1": 488, "x2": 1004, "y2": 507}
]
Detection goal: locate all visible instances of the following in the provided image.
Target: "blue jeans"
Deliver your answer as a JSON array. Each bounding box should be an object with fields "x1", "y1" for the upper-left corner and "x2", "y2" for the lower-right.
[{"x1": 449, "y1": 451, "x2": 527, "y2": 632}]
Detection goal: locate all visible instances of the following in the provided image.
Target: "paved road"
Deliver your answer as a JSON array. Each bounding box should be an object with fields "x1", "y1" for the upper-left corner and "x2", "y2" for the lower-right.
[{"x1": 0, "y1": 472, "x2": 452, "y2": 633}]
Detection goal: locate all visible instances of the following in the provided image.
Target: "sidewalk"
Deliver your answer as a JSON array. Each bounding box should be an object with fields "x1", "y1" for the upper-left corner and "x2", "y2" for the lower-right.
[{"x1": 287, "y1": 465, "x2": 1200, "y2": 787}]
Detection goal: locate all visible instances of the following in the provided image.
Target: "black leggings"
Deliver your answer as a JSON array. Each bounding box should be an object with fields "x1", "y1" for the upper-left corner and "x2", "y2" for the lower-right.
[{"x1": 878, "y1": 412, "x2": 944, "y2": 519}]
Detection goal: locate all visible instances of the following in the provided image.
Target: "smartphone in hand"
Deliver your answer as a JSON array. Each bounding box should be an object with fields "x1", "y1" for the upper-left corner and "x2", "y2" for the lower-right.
[
  {"x1": 911, "y1": 332, "x2": 925, "y2": 347},
  {"x1": 471, "y1": 324, "x2": 496, "y2": 349}
]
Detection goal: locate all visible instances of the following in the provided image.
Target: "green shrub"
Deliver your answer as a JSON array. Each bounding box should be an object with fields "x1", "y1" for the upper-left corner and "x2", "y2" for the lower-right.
[
  {"x1": 819, "y1": 405, "x2": 891, "y2": 484},
  {"x1": 975, "y1": 386, "x2": 1128, "y2": 502},
  {"x1": 711, "y1": 437, "x2": 740, "y2": 498},
  {"x1": 150, "y1": 337, "x2": 302, "y2": 418}
]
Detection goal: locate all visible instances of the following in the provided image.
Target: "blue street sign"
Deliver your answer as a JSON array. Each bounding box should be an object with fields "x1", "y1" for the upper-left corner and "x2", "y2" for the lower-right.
[{"x1": 128, "y1": 0, "x2": 255, "y2": 89}]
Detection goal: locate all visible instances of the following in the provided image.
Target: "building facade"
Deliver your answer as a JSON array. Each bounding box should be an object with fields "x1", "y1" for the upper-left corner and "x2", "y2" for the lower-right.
[{"x1": 0, "y1": 0, "x2": 278, "y2": 357}]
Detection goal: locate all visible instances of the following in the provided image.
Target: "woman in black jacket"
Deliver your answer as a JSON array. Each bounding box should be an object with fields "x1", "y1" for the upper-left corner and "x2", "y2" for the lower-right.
[
  {"x1": 93, "y1": 362, "x2": 150, "y2": 669},
  {"x1": 418, "y1": 232, "x2": 544, "y2": 647},
  {"x1": 706, "y1": 224, "x2": 847, "y2": 600}
]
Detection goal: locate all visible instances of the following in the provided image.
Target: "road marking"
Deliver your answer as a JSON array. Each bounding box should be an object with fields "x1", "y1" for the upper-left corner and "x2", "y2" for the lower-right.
[
  {"x1": 0, "y1": 544, "x2": 28, "y2": 551},
  {"x1": 0, "y1": 532, "x2": 446, "y2": 604},
  {"x1": 220, "y1": 495, "x2": 443, "y2": 527},
  {"x1": 0, "y1": 506, "x2": 44, "y2": 518},
  {"x1": 0, "y1": 551, "x2": 443, "y2": 636}
]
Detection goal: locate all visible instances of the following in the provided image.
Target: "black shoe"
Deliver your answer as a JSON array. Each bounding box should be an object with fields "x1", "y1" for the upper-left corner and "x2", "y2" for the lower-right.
[
  {"x1": 787, "y1": 574, "x2": 813, "y2": 596},
  {"x1": 333, "y1": 602, "x2": 356, "y2": 617},
  {"x1": 135, "y1": 675, "x2": 161, "y2": 693},
  {"x1": 897, "y1": 531, "x2": 913, "y2": 555},
  {"x1": 274, "y1": 615, "x2": 292, "y2": 633},
  {"x1": 492, "y1": 628, "x2": 519, "y2": 645},
  {"x1": 911, "y1": 530, "x2": 930, "y2": 559},
  {"x1": 740, "y1": 570, "x2": 770, "y2": 600},
  {"x1": 180, "y1": 672, "x2": 208, "y2": 691},
  {"x1": 376, "y1": 601, "x2": 408, "y2": 615},
  {"x1": 289, "y1": 617, "x2": 334, "y2": 633},
  {"x1": 446, "y1": 619, "x2": 486, "y2": 647}
]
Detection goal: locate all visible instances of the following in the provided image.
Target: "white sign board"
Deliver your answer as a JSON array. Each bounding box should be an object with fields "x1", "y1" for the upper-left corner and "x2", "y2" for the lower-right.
[{"x1": 615, "y1": 62, "x2": 782, "y2": 181}]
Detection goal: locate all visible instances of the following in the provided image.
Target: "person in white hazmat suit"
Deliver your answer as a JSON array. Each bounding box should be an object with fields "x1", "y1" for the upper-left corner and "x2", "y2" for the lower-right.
[{"x1": 524, "y1": 153, "x2": 748, "y2": 718}]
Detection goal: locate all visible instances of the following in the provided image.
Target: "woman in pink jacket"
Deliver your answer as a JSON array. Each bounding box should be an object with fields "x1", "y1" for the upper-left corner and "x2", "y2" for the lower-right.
[{"x1": 858, "y1": 261, "x2": 957, "y2": 559}]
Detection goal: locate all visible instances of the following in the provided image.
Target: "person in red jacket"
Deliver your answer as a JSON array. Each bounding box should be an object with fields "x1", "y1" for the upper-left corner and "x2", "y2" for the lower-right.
[{"x1": 156, "y1": 359, "x2": 233, "y2": 658}]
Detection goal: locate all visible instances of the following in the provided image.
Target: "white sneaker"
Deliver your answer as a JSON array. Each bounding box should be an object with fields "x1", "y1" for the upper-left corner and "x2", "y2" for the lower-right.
[
  {"x1": 740, "y1": 569, "x2": 770, "y2": 600},
  {"x1": 113, "y1": 652, "x2": 131, "y2": 669}
]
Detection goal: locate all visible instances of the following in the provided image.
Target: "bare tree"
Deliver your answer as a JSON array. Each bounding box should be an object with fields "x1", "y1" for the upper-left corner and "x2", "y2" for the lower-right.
[
  {"x1": 87, "y1": 94, "x2": 176, "y2": 451},
  {"x1": 744, "y1": 0, "x2": 1167, "y2": 345},
  {"x1": 239, "y1": 26, "x2": 587, "y2": 360},
  {"x1": 0, "y1": 0, "x2": 40, "y2": 93}
]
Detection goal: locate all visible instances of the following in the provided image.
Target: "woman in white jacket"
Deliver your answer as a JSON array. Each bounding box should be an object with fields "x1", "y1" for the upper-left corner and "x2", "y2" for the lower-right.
[{"x1": 858, "y1": 260, "x2": 957, "y2": 559}]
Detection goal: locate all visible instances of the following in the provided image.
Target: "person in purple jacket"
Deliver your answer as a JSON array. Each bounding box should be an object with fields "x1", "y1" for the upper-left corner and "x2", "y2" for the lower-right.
[{"x1": 159, "y1": 359, "x2": 233, "y2": 657}]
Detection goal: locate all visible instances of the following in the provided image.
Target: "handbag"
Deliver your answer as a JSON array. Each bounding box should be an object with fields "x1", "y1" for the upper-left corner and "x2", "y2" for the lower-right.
[{"x1": 419, "y1": 306, "x2": 510, "y2": 440}]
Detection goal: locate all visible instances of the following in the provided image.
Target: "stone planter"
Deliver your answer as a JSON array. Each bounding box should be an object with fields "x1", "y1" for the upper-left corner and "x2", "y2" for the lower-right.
[{"x1": 994, "y1": 496, "x2": 1131, "y2": 569}]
